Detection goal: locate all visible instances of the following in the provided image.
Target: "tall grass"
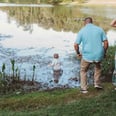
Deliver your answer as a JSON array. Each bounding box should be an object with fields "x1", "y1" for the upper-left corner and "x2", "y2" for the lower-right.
[{"x1": 0, "y1": 59, "x2": 37, "y2": 95}]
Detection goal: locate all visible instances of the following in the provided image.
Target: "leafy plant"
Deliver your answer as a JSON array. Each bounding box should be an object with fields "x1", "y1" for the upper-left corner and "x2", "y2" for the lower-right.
[
  {"x1": 32, "y1": 65, "x2": 36, "y2": 83},
  {"x1": 10, "y1": 59, "x2": 15, "y2": 80},
  {"x1": 1, "y1": 63, "x2": 6, "y2": 79},
  {"x1": 101, "y1": 46, "x2": 116, "y2": 79}
]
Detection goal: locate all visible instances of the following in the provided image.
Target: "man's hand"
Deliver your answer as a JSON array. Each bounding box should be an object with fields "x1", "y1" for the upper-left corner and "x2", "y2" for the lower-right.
[{"x1": 77, "y1": 54, "x2": 82, "y2": 59}]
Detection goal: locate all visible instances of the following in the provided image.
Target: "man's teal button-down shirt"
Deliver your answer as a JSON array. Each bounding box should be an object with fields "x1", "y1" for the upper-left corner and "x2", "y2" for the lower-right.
[{"x1": 75, "y1": 24, "x2": 107, "y2": 62}]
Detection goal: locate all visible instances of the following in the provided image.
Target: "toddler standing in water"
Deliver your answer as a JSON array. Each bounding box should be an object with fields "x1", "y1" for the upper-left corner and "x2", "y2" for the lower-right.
[{"x1": 48, "y1": 53, "x2": 63, "y2": 83}]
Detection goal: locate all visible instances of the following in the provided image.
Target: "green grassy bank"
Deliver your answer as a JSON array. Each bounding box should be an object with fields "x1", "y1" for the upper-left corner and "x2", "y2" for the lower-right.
[{"x1": 0, "y1": 83, "x2": 116, "y2": 116}]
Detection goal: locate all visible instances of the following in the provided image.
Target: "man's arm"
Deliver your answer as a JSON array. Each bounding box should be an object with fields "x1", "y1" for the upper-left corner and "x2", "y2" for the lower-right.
[
  {"x1": 74, "y1": 43, "x2": 82, "y2": 59},
  {"x1": 103, "y1": 40, "x2": 109, "y2": 57},
  {"x1": 110, "y1": 19, "x2": 116, "y2": 27},
  {"x1": 74, "y1": 43, "x2": 80, "y2": 54}
]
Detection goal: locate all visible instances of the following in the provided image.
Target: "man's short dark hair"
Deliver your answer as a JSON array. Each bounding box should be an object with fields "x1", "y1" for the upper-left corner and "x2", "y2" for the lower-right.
[{"x1": 84, "y1": 17, "x2": 93, "y2": 23}]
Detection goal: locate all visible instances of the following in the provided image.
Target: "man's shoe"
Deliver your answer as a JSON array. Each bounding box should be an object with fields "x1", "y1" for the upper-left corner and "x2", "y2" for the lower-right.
[
  {"x1": 94, "y1": 85, "x2": 103, "y2": 89},
  {"x1": 80, "y1": 89, "x2": 88, "y2": 94}
]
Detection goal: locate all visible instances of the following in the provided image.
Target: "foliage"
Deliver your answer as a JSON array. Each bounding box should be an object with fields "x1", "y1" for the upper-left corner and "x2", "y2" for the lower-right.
[
  {"x1": 0, "y1": 0, "x2": 87, "y2": 4},
  {"x1": 32, "y1": 65, "x2": 36, "y2": 83},
  {"x1": 101, "y1": 45, "x2": 116, "y2": 76},
  {"x1": 1, "y1": 63, "x2": 5, "y2": 78}
]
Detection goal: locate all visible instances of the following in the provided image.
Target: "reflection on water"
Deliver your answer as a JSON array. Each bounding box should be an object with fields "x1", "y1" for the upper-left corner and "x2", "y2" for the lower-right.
[
  {"x1": 81, "y1": 6, "x2": 116, "y2": 19},
  {"x1": 0, "y1": 4, "x2": 116, "y2": 89},
  {"x1": 0, "y1": 0, "x2": 41, "y2": 4},
  {"x1": 0, "y1": 3, "x2": 54, "y2": 7}
]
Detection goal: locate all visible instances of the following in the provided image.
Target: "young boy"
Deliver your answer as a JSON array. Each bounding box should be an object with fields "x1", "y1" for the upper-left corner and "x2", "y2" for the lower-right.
[{"x1": 48, "y1": 53, "x2": 63, "y2": 83}]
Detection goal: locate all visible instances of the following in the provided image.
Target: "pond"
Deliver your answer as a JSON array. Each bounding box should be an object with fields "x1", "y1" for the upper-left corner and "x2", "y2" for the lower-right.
[{"x1": 0, "y1": 2, "x2": 116, "y2": 89}]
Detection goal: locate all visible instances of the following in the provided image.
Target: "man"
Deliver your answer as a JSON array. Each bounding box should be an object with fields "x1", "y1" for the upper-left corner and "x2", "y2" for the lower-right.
[{"x1": 74, "y1": 17, "x2": 109, "y2": 93}]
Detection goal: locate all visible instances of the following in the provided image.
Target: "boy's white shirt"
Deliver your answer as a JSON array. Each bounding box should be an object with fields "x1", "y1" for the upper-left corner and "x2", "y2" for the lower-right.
[{"x1": 50, "y1": 58, "x2": 62, "y2": 70}]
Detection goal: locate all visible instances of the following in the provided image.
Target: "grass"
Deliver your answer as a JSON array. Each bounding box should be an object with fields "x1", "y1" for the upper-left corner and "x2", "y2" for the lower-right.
[{"x1": 0, "y1": 83, "x2": 116, "y2": 116}]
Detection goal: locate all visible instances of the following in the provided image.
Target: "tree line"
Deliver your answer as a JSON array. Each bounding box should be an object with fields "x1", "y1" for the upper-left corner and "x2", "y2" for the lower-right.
[{"x1": 0, "y1": 0, "x2": 86, "y2": 4}]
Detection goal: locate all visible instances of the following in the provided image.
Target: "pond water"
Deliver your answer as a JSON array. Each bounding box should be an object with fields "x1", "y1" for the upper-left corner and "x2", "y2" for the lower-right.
[{"x1": 0, "y1": 2, "x2": 116, "y2": 89}]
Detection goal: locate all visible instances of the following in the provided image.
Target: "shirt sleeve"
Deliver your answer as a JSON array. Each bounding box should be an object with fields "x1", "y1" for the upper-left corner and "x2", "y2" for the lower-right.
[
  {"x1": 50, "y1": 59, "x2": 55, "y2": 66},
  {"x1": 75, "y1": 30, "x2": 82, "y2": 45},
  {"x1": 101, "y1": 29, "x2": 107, "y2": 41}
]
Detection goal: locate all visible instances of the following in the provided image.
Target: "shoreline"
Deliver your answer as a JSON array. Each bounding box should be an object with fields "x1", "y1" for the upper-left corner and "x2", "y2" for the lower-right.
[
  {"x1": 83, "y1": 0, "x2": 116, "y2": 5},
  {"x1": 60, "y1": 1, "x2": 116, "y2": 6},
  {"x1": 84, "y1": 2, "x2": 116, "y2": 6}
]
